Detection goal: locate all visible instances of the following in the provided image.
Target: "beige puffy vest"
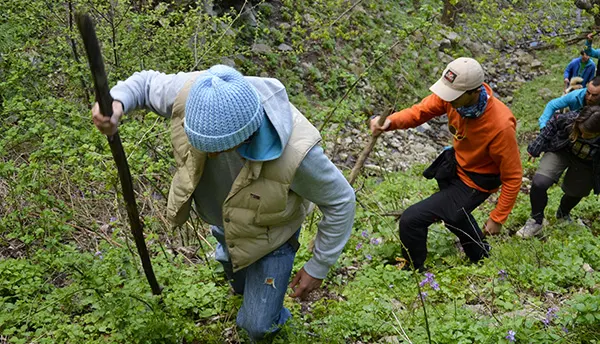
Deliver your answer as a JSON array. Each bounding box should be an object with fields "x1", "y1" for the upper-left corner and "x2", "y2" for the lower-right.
[{"x1": 167, "y1": 74, "x2": 321, "y2": 271}]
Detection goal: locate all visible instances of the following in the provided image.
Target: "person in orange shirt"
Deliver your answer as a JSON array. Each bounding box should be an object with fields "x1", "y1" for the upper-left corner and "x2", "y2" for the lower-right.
[{"x1": 370, "y1": 57, "x2": 522, "y2": 271}]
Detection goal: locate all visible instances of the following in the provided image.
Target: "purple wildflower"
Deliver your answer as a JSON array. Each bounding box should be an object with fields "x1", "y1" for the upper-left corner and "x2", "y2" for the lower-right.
[
  {"x1": 361, "y1": 230, "x2": 369, "y2": 238},
  {"x1": 365, "y1": 254, "x2": 372, "y2": 261},
  {"x1": 542, "y1": 307, "x2": 559, "y2": 326},
  {"x1": 419, "y1": 272, "x2": 440, "y2": 291},
  {"x1": 94, "y1": 251, "x2": 103, "y2": 260},
  {"x1": 109, "y1": 216, "x2": 117, "y2": 223},
  {"x1": 370, "y1": 237, "x2": 381, "y2": 245},
  {"x1": 419, "y1": 291, "x2": 428, "y2": 299},
  {"x1": 562, "y1": 327, "x2": 569, "y2": 333},
  {"x1": 498, "y1": 269, "x2": 508, "y2": 281},
  {"x1": 505, "y1": 330, "x2": 516, "y2": 342},
  {"x1": 355, "y1": 243, "x2": 363, "y2": 250}
]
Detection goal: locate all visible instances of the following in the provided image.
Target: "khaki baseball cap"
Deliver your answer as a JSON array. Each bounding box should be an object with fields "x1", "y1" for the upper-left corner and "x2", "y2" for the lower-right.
[{"x1": 429, "y1": 57, "x2": 485, "y2": 102}]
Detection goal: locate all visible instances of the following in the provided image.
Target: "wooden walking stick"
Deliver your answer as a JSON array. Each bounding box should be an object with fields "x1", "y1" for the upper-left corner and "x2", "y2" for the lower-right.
[
  {"x1": 348, "y1": 113, "x2": 391, "y2": 186},
  {"x1": 76, "y1": 13, "x2": 162, "y2": 295}
]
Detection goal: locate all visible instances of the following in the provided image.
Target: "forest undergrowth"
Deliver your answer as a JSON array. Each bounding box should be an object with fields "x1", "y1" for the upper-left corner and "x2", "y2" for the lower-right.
[{"x1": 1, "y1": 0, "x2": 599, "y2": 343}]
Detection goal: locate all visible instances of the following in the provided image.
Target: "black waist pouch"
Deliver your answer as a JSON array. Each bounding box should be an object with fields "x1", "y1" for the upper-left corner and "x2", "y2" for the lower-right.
[
  {"x1": 463, "y1": 170, "x2": 502, "y2": 190},
  {"x1": 424, "y1": 148, "x2": 501, "y2": 191},
  {"x1": 423, "y1": 148, "x2": 457, "y2": 181}
]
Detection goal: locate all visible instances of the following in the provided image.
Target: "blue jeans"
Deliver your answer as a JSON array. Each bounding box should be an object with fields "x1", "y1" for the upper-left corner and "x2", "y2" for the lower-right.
[{"x1": 211, "y1": 226, "x2": 298, "y2": 340}]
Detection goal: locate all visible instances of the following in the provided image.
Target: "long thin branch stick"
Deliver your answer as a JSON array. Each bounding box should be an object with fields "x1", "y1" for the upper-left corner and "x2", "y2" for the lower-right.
[{"x1": 348, "y1": 113, "x2": 391, "y2": 185}]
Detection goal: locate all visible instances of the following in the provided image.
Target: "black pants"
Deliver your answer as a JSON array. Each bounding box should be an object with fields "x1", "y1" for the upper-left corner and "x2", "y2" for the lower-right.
[{"x1": 399, "y1": 177, "x2": 491, "y2": 270}]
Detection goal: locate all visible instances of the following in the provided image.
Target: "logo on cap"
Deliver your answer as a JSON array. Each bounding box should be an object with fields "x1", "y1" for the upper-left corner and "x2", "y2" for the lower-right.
[{"x1": 444, "y1": 70, "x2": 457, "y2": 83}]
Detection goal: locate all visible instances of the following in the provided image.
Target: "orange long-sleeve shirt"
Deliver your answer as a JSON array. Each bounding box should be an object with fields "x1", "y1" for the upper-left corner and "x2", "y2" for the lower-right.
[{"x1": 387, "y1": 83, "x2": 523, "y2": 224}]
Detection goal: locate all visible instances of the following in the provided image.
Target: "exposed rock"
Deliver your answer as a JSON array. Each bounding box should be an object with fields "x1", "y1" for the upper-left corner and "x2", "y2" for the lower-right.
[
  {"x1": 438, "y1": 38, "x2": 452, "y2": 52},
  {"x1": 416, "y1": 123, "x2": 431, "y2": 132},
  {"x1": 531, "y1": 59, "x2": 543, "y2": 68},
  {"x1": 444, "y1": 31, "x2": 461, "y2": 43},
  {"x1": 515, "y1": 50, "x2": 534, "y2": 66},
  {"x1": 463, "y1": 37, "x2": 486, "y2": 56},
  {"x1": 277, "y1": 43, "x2": 293, "y2": 51},
  {"x1": 303, "y1": 13, "x2": 316, "y2": 24},
  {"x1": 436, "y1": 52, "x2": 453, "y2": 64},
  {"x1": 220, "y1": 57, "x2": 236, "y2": 67},
  {"x1": 364, "y1": 164, "x2": 390, "y2": 173},
  {"x1": 233, "y1": 54, "x2": 247, "y2": 65},
  {"x1": 538, "y1": 88, "x2": 555, "y2": 100},
  {"x1": 251, "y1": 43, "x2": 272, "y2": 54}
]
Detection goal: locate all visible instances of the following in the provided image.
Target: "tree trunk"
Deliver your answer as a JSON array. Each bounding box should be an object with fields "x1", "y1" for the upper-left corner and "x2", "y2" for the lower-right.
[{"x1": 441, "y1": 0, "x2": 458, "y2": 27}]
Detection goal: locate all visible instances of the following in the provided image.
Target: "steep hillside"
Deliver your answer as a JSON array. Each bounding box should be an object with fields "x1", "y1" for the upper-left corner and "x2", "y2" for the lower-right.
[{"x1": 1, "y1": 0, "x2": 599, "y2": 343}]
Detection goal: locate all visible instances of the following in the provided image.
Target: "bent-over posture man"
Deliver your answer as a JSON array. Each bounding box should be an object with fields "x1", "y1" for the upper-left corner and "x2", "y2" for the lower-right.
[
  {"x1": 538, "y1": 76, "x2": 600, "y2": 128},
  {"x1": 517, "y1": 105, "x2": 600, "y2": 238},
  {"x1": 92, "y1": 65, "x2": 356, "y2": 340},
  {"x1": 370, "y1": 57, "x2": 522, "y2": 271}
]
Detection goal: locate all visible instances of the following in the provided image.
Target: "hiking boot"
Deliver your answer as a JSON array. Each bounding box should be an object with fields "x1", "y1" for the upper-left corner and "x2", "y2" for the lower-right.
[
  {"x1": 556, "y1": 213, "x2": 573, "y2": 223},
  {"x1": 515, "y1": 218, "x2": 544, "y2": 238}
]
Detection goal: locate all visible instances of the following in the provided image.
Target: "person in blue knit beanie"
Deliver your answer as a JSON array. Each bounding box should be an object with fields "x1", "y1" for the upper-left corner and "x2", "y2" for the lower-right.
[{"x1": 91, "y1": 65, "x2": 355, "y2": 341}]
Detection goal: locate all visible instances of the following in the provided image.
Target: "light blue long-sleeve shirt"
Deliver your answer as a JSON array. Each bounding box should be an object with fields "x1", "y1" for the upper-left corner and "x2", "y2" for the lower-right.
[
  {"x1": 585, "y1": 40, "x2": 600, "y2": 60},
  {"x1": 539, "y1": 88, "x2": 586, "y2": 128},
  {"x1": 109, "y1": 70, "x2": 355, "y2": 280}
]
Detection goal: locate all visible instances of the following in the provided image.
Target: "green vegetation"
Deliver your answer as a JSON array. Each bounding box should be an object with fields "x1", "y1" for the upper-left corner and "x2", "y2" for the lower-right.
[{"x1": 1, "y1": 0, "x2": 599, "y2": 342}]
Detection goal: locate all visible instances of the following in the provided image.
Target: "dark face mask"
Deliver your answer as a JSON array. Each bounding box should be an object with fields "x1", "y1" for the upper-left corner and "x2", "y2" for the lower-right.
[{"x1": 456, "y1": 86, "x2": 487, "y2": 119}]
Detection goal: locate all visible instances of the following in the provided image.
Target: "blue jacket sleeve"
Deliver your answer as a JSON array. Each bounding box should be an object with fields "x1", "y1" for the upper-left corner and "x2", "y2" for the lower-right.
[
  {"x1": 564, "y1": 59, "x2": 577, "y2": 79},
  {"x1": 585, "y1": 40, "x2": 600, "y2": 58},
  {"x1": 539, "y1": 92, "x2": 578, "y2": 128}
]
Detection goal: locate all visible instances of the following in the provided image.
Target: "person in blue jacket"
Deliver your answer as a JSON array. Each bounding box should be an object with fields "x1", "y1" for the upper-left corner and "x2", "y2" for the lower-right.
[
  {"x1": 563, "y1": 51, "x2": 595, "y2": 90},
  {"x1": 539, "y1": 76, "x2": 600, "y2": 128}
]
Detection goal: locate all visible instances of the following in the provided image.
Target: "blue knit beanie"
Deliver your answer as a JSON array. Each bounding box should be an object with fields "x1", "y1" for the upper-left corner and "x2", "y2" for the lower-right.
[{"x1": 184, "y1": 65, "x2": 263, "y2": 153}]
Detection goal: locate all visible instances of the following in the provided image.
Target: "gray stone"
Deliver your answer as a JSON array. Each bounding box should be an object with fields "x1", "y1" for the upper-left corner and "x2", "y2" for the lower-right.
[
  {"x1": 303, "y1": 14, "x2": 316, "y2": 24},
  {"x1": 463, "y1": 38, "x2": 485, "y2": 56},
  {"x1": 277, "y1": 43, "x2": 293, "y2": 51},
  {"x1": 220, "y1": 57, "x2": 236, "y2": 67},
  {"x1": 531, "y1": 59, "x2": 543, "y2": 68},
  {"x1": 538, "y1": 88, "x2": 555, "y2": 100},
  {"x1": 233, "y1": 54, "x2": 247, "y2": 65},
  {"x1": 251, "y1": 43, "x2": 272, "y2": 54},
  {"x1": 301, "y1": 62, "x2": 313, "y2": 70},
  {"x1": 444, "y1": 31, "x2": 461, "y2": 43},
  {"x1": 436, "y1": 52, "x2": 453, "y2": 64},
  {"x1": 416, "y1": 123, "x2": 431, "y2": 132},
  {"x1": 438, "y1": 38, "x2": 452, "y2": 51},
  {"x1": 516, "y1": 51, "x2": 534, "y2": 66}
]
